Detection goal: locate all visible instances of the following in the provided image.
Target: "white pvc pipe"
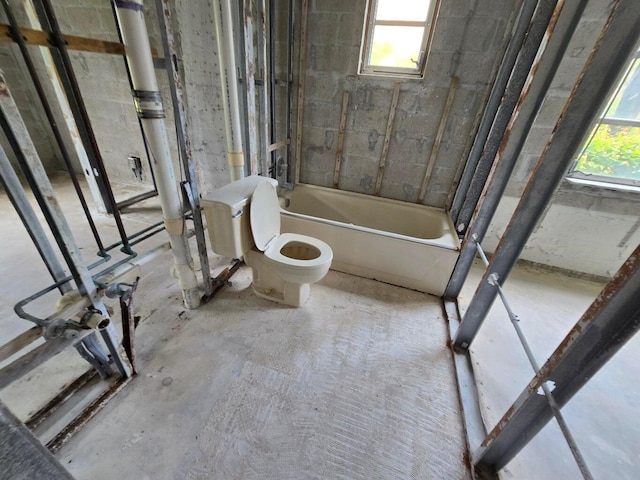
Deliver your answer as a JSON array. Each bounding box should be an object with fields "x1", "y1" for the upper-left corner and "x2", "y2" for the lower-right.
[
  {"x1": 113, "y1": 0, "x2": 200, "y2": 309},
  {"x1": 212, "y1": 0, "x2": 245, "y2": 181}
]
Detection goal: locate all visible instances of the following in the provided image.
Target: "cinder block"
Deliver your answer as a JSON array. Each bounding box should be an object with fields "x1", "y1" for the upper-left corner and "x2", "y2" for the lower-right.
[
  {"x1": 304, "y1": 101, "x2": 342, "y2": 129},
  {"x1": 341, "y1": 153, "x2": 378, "y2": 180},
  {"x1": 457, "y1": 50, "x2": 499, "y2": 85},
  {"x1": 300, "y1": 169, "x2": 332, "y2": 188},
  {"x1": 534, "y1": 97, "x2": 566, "y2": 128},
  {"x1": 343, "y1": 130, "x2": 383, "y2": 156},
  {"x1": 350, "y1": 108, "x2": 388, "y2": 133},
  {"x1": 423, "y1": 190, "x2": 448, "y2": 208},
  {"x1": 307, "y1": 12, "x2": 342, "y2": 45},
  {"x1": 382, "y1": 155, "x2": 426, "y2": 186},
  {"x1": 337, "y1": 12, "x2": 364, "y2": 47},
  {"x1": 312, "y1": 0, "x2": 366, "y2": 14},
  {"x1": 430, "y1": 17, "x2": 468, "y2": 53},
  {"x1": 437, "y1": 0, "x2": 475, "y2": 17},
  {"x1": 304, "y1": 125, "x2": 335, "y2": 150},
  {"x1": 304, "y1": 73, "x2": 342, "y2": 104},
  {"x1": 310, "y1": 45, "x2": 360, "y2": 75},
  {"x1": 64, "y1": 6, "x2": 102, "y2": 35},
  {"x1": 549, "y1": 57, "x2": 587, "y2": 94},
  {"x1": 396, "y1": 113, "x2": 442, "y2": 140},
  {"x1": 304, "y1": 145, "x2": 333, "y2": 173}
]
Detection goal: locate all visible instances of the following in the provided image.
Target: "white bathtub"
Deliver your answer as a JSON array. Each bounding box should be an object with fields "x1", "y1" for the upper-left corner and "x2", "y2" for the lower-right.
[{"x1": 279, "y1": 184, "x2": 460, "y2": 296}]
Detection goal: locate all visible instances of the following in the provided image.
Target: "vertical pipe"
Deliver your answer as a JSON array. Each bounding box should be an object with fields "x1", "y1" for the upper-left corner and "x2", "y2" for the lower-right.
[
  {"x1": 155, "y1": 0, "x2": 213, "y2": 298},
  {"x1": 285, "y1": 0, "x2": 294, "y2": 184},
  {"x1": 267, "y1": 0, "x2": 277, "y2": 178},
  {"x1": 212, "y1": 0, "x2": 245, "y2": 181},
  {"x1": 113, "y1": 0, "x2": 200, "y2": 309},
  {"x1": 259, "y1": 0, "x2": 270, "y2": 176}
]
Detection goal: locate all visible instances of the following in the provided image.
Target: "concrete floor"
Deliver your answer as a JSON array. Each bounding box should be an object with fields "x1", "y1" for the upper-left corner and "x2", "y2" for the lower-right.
[
  {"x1": 460, "y1": 261, "x2": 640, "y2": 479},
  {"x1": 0, "y1": 176, "x2": 470, "y2": 479},
  {"x1": 2, "y1": 174, "x2": 638, "y2": 479}
]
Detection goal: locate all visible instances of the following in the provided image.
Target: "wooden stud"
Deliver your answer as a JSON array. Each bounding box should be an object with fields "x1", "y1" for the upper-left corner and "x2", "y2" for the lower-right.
[
  {"x1": 0, "y1": 327, "x2": 42, "y2": 364},
  {"x1": 374, "y1": 82, "x2": 401, "y2": 196},
  {"x1": 417, "y1": 76, "x2": 459, "y2": 204},
  {"x1": 267, "y1": 138, "x2": 291, "y2": 152},
  {"x1": 0, "y1": 23, "x2": 158, "y2": 57},
  {"x1": 333, "y1": 91, "x2": 350, "y2": 188}
]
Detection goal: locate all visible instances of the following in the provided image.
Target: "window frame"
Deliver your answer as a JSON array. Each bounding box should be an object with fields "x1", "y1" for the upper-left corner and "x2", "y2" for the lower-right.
[
  {"x1": 567, "y1": 47, "x2": 640, "y2": 190},
  {"x1": 358, "y1": 0, "x2": 441, "y2": 79}
]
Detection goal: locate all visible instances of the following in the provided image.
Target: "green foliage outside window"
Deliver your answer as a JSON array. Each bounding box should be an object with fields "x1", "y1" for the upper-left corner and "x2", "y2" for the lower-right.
[{"x1": 575, "y1": 125, "x2": 640, "y2": 181}]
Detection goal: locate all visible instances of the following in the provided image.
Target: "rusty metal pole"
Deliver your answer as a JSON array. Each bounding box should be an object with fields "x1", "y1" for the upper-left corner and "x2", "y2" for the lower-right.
[
  {"x1": 474, "y1": 243, "x2": 640, "y2": 474},
  {"x1": 445, "y1": 0, "x2": 586, "y2": 300},
  {"x1": 453, "y1": 0, "x2": 640, "y2": 349},
  {"x1": 155, "y1": 0, "x2": 213, "y2": 298}
]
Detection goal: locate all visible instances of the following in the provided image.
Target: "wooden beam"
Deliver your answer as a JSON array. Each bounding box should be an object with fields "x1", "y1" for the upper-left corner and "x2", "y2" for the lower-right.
[
  {"x1": 267, "y1": 138, "x2": 290, "y2": 152},
  {"x1": 0, "y1": 327, "x2": 42, "y2": 364},
  {"x1": 333, "y1": 91, "x2": 350, "y2": 188},
  {"x1": 417, "y1": 76, "x2": 459, "y2": 204},
  {"x1": 374, "y1": 82, "x2": 401, "y2": 196},
  {"x1": 0, "y1": 23, "x2": 159, "y2": 57}
]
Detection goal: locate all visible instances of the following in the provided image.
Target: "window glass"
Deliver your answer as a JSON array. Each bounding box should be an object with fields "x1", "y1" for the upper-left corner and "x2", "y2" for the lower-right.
[
  {"x1": 375, "y1": 0, "x2": 431, "y2": 21},
  {"x1": 370, "y1": 26, "x2": 425, "y2": 69},
  {"x1": 572, "y1": 49, "x2": 640, "y2": 184},
  {"x1": 360, "y1": 0, "x2": 438, "y2": 78}
]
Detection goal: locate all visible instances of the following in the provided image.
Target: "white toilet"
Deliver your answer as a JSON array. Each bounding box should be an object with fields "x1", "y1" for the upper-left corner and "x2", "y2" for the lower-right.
[{"x1": 202, "y1": 176, "x2": 333, "y2": 307}]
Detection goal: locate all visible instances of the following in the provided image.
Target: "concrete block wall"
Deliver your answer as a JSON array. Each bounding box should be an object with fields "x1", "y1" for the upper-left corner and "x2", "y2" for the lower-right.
[
  {"x1": 0, "y1": 43, "x2": 63, "y2": 173},
  {"x1": 296, "y1": 0, "x2": 523, "y2": 208},
  {"x1": 57, "y1": 0, "x2": 179, "y2": 190},
  {"x1": 0, "y1": 0, "x2": 183, "y2": 195},
  {"x1": 483, "y1": 0, "x2": 640, "y2": 278},
  {"x1": 172, "y1": 0, "x2": 230, "y2": 195}
]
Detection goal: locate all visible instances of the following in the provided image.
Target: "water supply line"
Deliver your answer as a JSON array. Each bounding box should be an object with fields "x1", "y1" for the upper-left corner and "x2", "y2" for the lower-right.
[
  {"x1": 113, "y1": 0, "x2": 200, "y2": 309},
  {"x1": 213, "y1": 0, "x2": 246, "y2": 181}
]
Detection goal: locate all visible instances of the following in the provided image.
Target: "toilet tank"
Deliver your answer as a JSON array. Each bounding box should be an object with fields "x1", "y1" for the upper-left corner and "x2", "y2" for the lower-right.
[{"x1": 201, "y1": 176, "x2": 278, "y2": 258}]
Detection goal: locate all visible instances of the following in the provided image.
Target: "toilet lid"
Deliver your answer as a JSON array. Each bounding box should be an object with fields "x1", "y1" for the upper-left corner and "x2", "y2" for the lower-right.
[{"x1": 250, "y1": 180, "x2": 281, "y2": 251}]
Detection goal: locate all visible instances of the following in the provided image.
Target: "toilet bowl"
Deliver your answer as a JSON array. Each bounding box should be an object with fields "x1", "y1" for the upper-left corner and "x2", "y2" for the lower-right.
[{"x1": 244, "y1": 181, "x2": 332, "y2": 306}]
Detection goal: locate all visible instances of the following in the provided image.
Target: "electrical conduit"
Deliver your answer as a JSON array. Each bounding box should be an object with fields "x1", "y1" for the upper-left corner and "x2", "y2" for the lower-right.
[{"x1": 113, "y1": 0, "x2": 200, "y2": 309}]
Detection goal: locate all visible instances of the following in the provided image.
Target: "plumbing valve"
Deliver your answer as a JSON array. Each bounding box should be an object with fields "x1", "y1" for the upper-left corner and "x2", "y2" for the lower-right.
[{"x1": 104, "y1": 282, "x2": 135, "y2": 299}]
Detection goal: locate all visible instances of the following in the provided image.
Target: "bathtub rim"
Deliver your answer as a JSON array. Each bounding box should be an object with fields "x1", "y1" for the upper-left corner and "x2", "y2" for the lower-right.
[{"x1": 280, "y1": 184, "x2": 460, "y2": 251}]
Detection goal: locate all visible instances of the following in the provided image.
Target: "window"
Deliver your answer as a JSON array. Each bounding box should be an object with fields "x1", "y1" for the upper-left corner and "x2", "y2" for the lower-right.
[
  {"x1": 568, "y1": 46, "x2": 640, "y2": 189},
  {"x1": 359, "y1": 0, "x2": 440, "y2": 78}
]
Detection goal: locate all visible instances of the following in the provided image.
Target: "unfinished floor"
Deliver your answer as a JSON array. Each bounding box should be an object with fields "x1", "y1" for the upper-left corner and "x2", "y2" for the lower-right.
[
  {"x1": 2, "y1": 176, "x2": 639, "y2": 479},
  {"x1": 0, "y1": 177, "x2": 470, "y2": 479},
  {"x1": 461, "y1": 263, "x2": 640, "y2": 480}
]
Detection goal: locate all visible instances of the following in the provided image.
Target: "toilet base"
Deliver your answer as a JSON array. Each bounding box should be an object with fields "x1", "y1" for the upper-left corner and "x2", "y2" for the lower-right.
[
  {"x1": 251, "y1": 279, "x2": 310, "y2": 307},
  {"x1": 244, "y1": 250, "x2": 312, "y2": 307}
]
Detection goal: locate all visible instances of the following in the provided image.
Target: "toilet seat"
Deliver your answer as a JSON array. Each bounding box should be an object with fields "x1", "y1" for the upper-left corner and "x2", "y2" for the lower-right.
[
  {"x1": 263, "y1": 232, "x2": 333, "y2": 267},
  {"x1": 250, "y1": 182, "x2": 332, "y2": 268}
]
